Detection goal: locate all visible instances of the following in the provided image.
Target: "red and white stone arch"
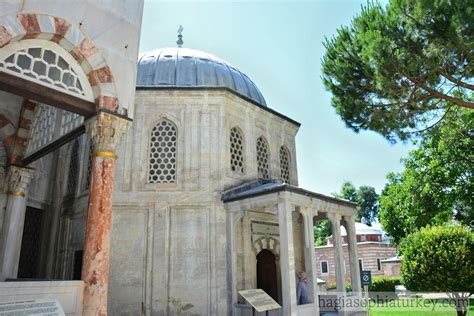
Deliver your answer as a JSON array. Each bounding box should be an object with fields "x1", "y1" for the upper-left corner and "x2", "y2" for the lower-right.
[{"x1": 0, "y1": 13, "x2": 119, "y2": 112}]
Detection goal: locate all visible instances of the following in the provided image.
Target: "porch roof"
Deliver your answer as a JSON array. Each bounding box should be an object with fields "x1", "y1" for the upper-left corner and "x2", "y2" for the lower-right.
[{"x1": 221, "y1": 179, "x2": 356, "y2": 208}]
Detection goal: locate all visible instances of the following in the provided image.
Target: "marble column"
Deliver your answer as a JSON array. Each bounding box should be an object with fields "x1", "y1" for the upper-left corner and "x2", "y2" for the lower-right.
[
  {"x1": 278, "y1": 197, "x2": 297, "y2": 315},
  {"x1": 81, "y1": 111, "x2": 130, "y2": 316},
  {"x1": 329, "y1": 213, "x2": 346, "y2": 315},
  {"x1": 302, "y1": 208, "x2": 319, "y2": 313},
  {"x1": 0, "y1": 165, "x2": 34, "y2": 280},
  {"x1": 344, "y1": 215, "x2": 361, "y2": 295}
]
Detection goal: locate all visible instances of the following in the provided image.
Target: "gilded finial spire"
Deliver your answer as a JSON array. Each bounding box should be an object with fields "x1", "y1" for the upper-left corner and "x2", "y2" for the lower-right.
[{"x1": 176, "y1": 25, "x2": 183, "y2": 48}]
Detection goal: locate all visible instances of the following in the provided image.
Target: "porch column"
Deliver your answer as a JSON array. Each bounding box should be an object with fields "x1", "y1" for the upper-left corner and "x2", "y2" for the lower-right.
[
  {"x1": 81, "y1": 111, "x2": 130, "y2": 315},
  {"x1": 302, "y1": 207, "x2": 319, "y2": 314},
  {"x1": 343, "y1": 215, "x2": 361, "y2": 294},
  {"x1": 227, "y1": 211, "x2": 242, "y2": 313},
  {"x1": 329, "y1": 213, "x2": 346, "y2": 315},
  {"x1": 0, "y1": 165, "x2": 34, "y2": 280},
  {"x1": 278, "y1": 197, "x2": 297, "y2": 315}
]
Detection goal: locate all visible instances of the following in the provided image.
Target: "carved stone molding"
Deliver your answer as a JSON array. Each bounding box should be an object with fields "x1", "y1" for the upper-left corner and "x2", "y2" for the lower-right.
[
  {"x1": 6, "y1": 165, "x2": 34, "y2": 195},
  {"x1": 253, "y1": 236, "x2": 280, "y2": 257},
  {"x1": 85, "y1": 111, "x2": 131, "y2": 155}
]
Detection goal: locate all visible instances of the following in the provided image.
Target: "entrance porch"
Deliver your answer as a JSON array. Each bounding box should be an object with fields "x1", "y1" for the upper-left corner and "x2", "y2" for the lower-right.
[{"x1": 223, "y1": 180, "x2": 363, "y2": 316}]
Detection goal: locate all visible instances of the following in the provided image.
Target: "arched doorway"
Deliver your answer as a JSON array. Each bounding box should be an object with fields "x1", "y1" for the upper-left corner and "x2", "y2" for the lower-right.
[{"x1": 256, "y1": 249, "x2": 278, "y2": 302}]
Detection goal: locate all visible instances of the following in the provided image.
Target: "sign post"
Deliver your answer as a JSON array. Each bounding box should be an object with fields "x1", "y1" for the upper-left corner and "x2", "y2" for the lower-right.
[
  {"x1": 238, "y1": 289, "x2": 281, "y2": 315},
  {"x1": 360, "y1": 271, "x2": 372, "y2": 316}
]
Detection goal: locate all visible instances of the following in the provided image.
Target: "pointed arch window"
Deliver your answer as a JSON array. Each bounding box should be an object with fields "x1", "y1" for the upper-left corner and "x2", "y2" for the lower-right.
[
  {"x1": 279, "y1": 146, "x2": 290, "y2": 183},
  {"x1": 230, "y1": 127, "x2": 245, "y2": 173},
  {"x1": 148, "y1": 119, "x2": 177, "y2": 184},
  {"x1": 256, "y1": 136, "x2": 270, "y2": 179}
]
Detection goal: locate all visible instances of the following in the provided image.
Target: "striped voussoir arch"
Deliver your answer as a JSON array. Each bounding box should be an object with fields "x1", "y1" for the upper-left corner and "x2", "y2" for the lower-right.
[
  {"x1": 0, "y1": 99, "x2": 37, "y2": 165},
  {"x1": 0, "y1": 13, "x2": 119, "y2": 112}
]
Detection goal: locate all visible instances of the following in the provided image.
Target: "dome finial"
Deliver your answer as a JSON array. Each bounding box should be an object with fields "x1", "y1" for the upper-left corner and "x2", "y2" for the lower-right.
[{"x1": 176, "y1": 25, "x2": 183, "y2": 48}]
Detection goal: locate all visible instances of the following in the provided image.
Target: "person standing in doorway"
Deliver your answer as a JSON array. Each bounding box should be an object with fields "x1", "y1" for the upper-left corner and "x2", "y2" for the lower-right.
[{"x1": 296, "y1": 271, "x2": 309, "y2": 304}]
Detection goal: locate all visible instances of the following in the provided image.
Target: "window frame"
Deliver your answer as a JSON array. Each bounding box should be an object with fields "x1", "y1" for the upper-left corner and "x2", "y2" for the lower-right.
[
  {"x1": 320, "y1": 260, "x2": 329, "y2": 275},
  {"x1": 358, "y1": 258, "x2": 364, "y2": 272},
  {"x1": 279, "y1": 145, "x2": 291, "y2": 184},
  {"x1": 147, "y1": 118, "x2": 178, "y2": 186},
  {"x1": 229, "y1": 126, "x2": 245, "y2": 174},
  {"x1": 256, "y1": 136, "x2": 270, "y2": 179}
]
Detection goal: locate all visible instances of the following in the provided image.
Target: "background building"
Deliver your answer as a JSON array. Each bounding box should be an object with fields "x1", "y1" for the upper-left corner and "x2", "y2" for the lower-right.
[{"x1": 315, "y1": 222, "x2": 398, "y2": 283}]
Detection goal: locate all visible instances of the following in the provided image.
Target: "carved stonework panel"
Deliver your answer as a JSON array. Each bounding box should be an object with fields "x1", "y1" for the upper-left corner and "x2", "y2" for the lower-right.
[{"x1": 251, "y1": 221, "x2": 280, "y2": 256}]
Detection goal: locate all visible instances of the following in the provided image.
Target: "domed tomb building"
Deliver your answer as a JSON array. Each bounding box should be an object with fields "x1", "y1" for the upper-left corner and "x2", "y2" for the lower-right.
[
  {"x1": 0, "y1": 42, "x2": 362, "y2": 315},
  {"x1": 106, "y1": 46, "x2": 362, "y2": 315}
]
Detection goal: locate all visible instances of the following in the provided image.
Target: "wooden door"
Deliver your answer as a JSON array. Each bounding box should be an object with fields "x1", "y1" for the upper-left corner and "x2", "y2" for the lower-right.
[{"x1": 256, "y1": 249, "x2": 278, "y2": 302}]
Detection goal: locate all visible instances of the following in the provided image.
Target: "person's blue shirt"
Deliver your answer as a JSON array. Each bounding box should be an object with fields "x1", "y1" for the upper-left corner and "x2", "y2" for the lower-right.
[{"x1": 296, "y1": 281, "x2": 309, "y2": 304}]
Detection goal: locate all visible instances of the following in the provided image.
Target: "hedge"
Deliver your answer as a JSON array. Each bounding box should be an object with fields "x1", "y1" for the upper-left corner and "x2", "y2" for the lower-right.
[{"x1": 325, "y1": 275, "x2": 401, "y2": 292}]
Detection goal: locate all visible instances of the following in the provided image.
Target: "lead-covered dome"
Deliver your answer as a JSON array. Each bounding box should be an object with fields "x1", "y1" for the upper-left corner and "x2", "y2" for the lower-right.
[{"x1": 136, "y1": 47, "x2": 267, "y2": 106}]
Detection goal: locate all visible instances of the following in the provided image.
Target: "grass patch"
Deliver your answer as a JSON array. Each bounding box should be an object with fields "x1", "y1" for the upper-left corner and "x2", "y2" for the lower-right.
[{"x1": 370, "y1": 298, "x2": 474, "y2": 315}]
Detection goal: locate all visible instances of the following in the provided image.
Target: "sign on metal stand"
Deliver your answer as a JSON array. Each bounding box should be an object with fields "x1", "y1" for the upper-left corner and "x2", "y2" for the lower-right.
[
  {"x1": 238, "y1": 289, "x2": 281, "y2": 315},
  {"x1": 361, "y1": 271, "x2": 372, "y2": 316}
]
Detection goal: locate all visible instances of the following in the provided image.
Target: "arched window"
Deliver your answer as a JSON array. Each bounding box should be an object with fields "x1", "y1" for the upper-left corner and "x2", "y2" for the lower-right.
[
  {"x1": 256, "y1": 136, "x2": 270, "y2": 179},
  {"x1": 279, "y1": 146, "x2": 290, "y2": 183},
  {"x1": 148, "y1": 119, "x2": 177, "y2": 184},
  {"x1": 0, "y1": 39, "x2": 93, "y2": 101},
  {"x1": 66, "y1": 139, "x2": 79, "y2": 196},
  {"x1": 230, "y1": 127, "x2": 244, "y2": 173}
]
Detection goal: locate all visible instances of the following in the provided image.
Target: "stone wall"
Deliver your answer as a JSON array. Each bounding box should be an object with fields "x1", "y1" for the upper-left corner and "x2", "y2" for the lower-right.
[{"x1": 107, "y1": 89, "x2": 300, "y2": 315}]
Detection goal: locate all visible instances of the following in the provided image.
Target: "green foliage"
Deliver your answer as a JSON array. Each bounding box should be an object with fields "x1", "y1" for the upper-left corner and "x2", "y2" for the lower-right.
[
  {"x1": 322, "y1": 0, "x2": 474, "y2": 142},
  {"x1": 379, "y1": 108, "x2": 473, "y2": 243},
  {"x1": 334, "y1": 181, "x2": 380, "y2": 225},
  {"x1": 314, "y1": 220, "x2": 331, "y2": 247},
  {"x1": 370, "y1": 276, "x2": 401, "y2": 292},
  {"x1": 326, "y1": 276, "x2": 401, "y2": 292},
  {"x1": 334, "y1": 181, "x2": 357, "y2": 202},
  {"x1": 400, "y1": 225, "x2": 474, "y2": 293}
]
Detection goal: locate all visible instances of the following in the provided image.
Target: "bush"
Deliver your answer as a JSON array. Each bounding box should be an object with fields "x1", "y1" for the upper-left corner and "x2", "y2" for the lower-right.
[
  {"x1": 369, "y1": 276, "x2": 401, "y2": 292},
  {"x1": 325, "y1": 276, "x2": 401, "y2": 292},
  {"x1": 400, "y1": 225, "x2": 473, "y2": 316}
]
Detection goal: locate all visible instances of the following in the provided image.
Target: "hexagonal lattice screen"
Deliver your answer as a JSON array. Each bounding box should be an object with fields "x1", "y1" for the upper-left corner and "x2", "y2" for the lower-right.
[
  {"x1": 279, "y1": 146, "x2": 290, "y2": 183},
  {"x1": 256, "y1": 136, "x2": 270, "y2": 179},
  {"x1": 0, "y1": 46, "x2": 91, "y2": 100},
  {"x1": 148, "y1": 119, "x2": 177, "y2": 184},
  {"x1": 230, "y1": 127, "x2": 244, "y2": 173}
]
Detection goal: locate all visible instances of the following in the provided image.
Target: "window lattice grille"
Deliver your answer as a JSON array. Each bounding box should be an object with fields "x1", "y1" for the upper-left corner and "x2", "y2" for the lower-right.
[
  {"x1": 83, "y1": 141, "x2": 94, "y2": 190},
  {"x1": 66, "y1": 140, "x2": 79, "y2": 196},
  {"x1": 148, "y1": 120, "x2": 177, "y2": 184},
  {"x1": 28, "y1": 104, "x2": 57, "y2": 153},
  {"x1": 279, "y1": 146, "x2": 290, "y2": 183},
  {"x1": 230, "y1": 127, "x2": 244, "y2": 173},
  {"x1": 0, "y1": 47, "x2": 87, "y2": 98},
  {"x1": 256, "y1": 137, "x2": 270, "y2": 179},
  {"x1": 0, "y1": 144, "x2": 6, "y2": 189},
  {"x1": 60, "y1": 111, "x2": 83, "y2": 135}
]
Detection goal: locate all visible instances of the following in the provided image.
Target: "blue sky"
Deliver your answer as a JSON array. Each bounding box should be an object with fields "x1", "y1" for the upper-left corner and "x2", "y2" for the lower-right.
[{"x1": 139, "y1": 0, "x2": 411, "y2": 196}]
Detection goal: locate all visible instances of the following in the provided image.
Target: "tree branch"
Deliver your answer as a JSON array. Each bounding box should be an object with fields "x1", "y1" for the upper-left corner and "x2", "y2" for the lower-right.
[
  {"x1": 406, "y1": 76, "x2": 474, "y2": 109},
  {"x1": 437, "y1": 71, "x2": 474, "y2": 91}
]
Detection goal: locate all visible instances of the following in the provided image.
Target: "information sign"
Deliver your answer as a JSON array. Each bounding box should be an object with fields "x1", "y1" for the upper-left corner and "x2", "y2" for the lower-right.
[{"x1": 238, "y1": 289, "x2": 281, "y2": 313}]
